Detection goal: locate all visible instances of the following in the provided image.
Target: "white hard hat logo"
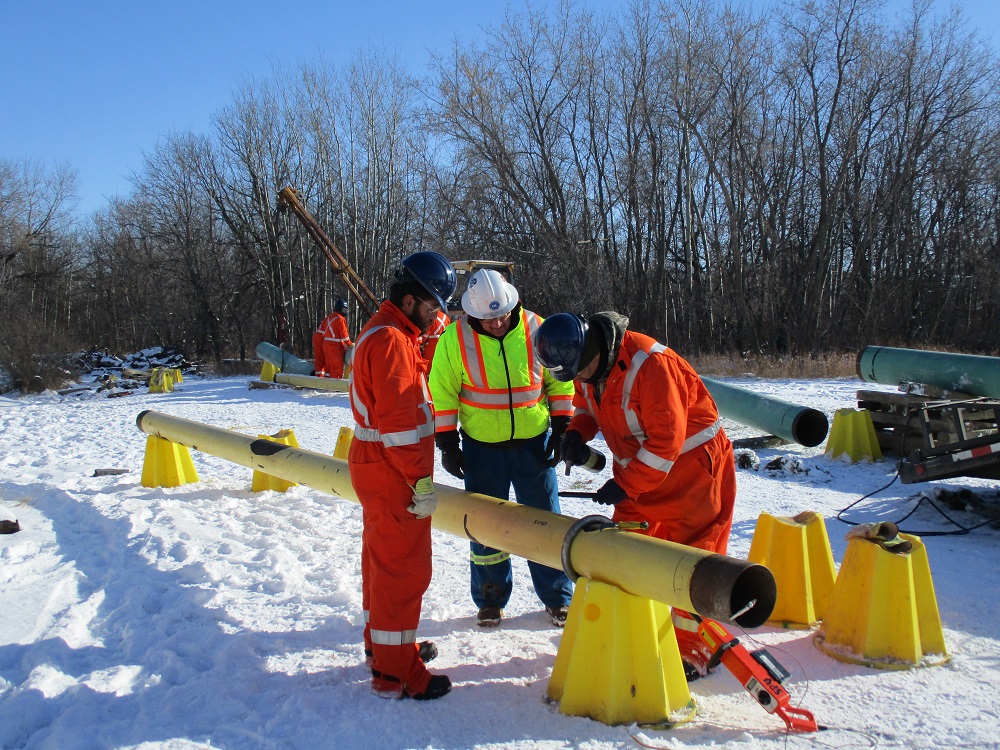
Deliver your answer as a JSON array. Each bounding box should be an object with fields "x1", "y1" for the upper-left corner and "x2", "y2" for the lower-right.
[{"x1": 461, "y1": 267, "x2": 519, "y2": 320}]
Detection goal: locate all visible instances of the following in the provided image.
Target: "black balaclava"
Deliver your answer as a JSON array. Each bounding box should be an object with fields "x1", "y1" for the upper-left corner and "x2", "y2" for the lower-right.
[{"x1": 583, "y1": 312, "x2": 629, "y2": 386}]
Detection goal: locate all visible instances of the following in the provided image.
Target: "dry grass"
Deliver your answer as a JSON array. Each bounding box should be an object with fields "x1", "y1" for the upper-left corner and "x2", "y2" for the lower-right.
[{"x1": 689, "y1": 351, "x2": 858, "y2": 380}]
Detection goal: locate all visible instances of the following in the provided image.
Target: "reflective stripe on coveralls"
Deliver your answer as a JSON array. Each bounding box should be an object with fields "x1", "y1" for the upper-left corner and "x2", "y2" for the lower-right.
[
  {"x1": 351, "y1": 326, "x2": 434, "y2": 444},
  {"x1": 418, "y1": 309, "x2": 451, "y2": 363},
  {"x1": 470, "y1": 549, "x2": 511, "y2": 565},
  {"x1": 348, "y1": 301, "x2": 436, "y2": 696},
  {"x1": 315, "y1": 312, "x2": 352, "y2": 377},
  {"x1": 569, "y1": 329, "x2": 736, "y2": 554},
  {"x1": 579, "y1": 344, "x2": 723, "y2": 473}
]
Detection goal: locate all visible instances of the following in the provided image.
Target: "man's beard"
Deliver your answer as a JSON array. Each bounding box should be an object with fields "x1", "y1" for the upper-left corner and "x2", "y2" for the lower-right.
[{"x1": 406, "y1": 306, "x2": 430, "y2": 333}]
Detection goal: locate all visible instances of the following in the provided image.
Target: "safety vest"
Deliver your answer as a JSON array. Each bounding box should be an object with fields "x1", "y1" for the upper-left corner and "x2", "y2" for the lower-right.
[
  {"x1": 418, "y1": 309, "x2": 451, "y2": 363},
  {"x1": 429, "y1": 309, "x2": 574, "y2": 442}
]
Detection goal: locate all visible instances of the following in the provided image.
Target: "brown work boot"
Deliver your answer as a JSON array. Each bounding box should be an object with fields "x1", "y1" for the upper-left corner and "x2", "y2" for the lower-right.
[
  {"x1": 477, "y1": 606, "x2": 504, "y2": 628},
  {"x1": 545, "y1": 605, "x2": 569, "y2": 627}
]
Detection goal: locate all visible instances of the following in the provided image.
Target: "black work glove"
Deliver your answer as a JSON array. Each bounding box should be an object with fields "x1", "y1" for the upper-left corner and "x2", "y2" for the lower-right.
[
  {"x1": 435, "y1": 431, "x2": 465, "y2": 479},
  {"x1": 593, "y1": 478, "x2": 629, "y2": 506},
  {"x1": 545, "y1": 416, "x2": 571, "y2": 466},
  {"x1": 561, "y1": 430, "x2": 591, "y2": 467}
]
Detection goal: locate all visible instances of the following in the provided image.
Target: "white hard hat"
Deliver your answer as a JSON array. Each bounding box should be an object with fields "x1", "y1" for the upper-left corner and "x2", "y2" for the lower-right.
[{"x1": 461, "y1": 268, "x2": 519, "y2": 320}]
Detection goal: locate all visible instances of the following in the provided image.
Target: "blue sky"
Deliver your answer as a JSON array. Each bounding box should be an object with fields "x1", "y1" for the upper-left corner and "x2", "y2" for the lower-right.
[{"x1": 2, "y1": 0, "x2": 995, "y2": 217}]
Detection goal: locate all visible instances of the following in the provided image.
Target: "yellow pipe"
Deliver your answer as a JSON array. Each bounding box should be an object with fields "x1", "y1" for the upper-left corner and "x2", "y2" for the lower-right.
[
  {"x1": 135, "y1": 410, "x2": 775, "y2": 627},
  {"x1": 274, "y1": 372, "x2": 350, "y2": 392}
]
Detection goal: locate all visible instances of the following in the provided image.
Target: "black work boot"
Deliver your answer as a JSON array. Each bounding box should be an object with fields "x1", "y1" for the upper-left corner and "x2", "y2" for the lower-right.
[
  {"x1": 410, "y1": 674, "x2": 452, "y2": 701},
  {"x1": 367, "y1": 640, "x2": 439, "y2": 674}
]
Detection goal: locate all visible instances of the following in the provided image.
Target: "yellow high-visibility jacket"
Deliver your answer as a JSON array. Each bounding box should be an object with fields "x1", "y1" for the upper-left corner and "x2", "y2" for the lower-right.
[{"x1": 429, "y1": 307, "x2": 574, "y2": 442}]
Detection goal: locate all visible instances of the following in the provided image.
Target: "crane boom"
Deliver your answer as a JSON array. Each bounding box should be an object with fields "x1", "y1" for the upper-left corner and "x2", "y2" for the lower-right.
[{"x1": 277, "y1": 186, "x2": 378, "y2": 318}]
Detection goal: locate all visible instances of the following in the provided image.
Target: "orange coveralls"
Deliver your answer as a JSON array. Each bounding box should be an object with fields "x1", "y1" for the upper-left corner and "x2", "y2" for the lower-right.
[
  {"x1": 567, "y1": 331, "x2": 736, "y2": 554},
  {"x1": 348, "y1": 300, "x2": 436, "y2": 696},
  {"x1": 313, "y1": 311, "x2": 352, "y2": 378},
  {"x1": 417, "y1": 309, "x2": 451, "y2": 366}
]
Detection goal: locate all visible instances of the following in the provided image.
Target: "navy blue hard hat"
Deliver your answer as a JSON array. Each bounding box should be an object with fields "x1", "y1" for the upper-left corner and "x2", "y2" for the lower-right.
[
  {"x1": 334, "y1": 299, "x2": 348, "y2": 314},
  {"x1": 533, "y1": 313, "x2": 589, "y2": 381},
  {"x1": 398, "y1": 251, "x2": 456, "y2": 310}
]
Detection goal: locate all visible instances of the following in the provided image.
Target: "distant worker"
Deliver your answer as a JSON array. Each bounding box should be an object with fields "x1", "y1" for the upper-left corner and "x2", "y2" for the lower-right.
[
  {"x1": 418, "y1": 308, "x2": 451, "y2": 366},
  {"x1": 348, "y1": 251, "x2": 456, "y2": 701},
  {"x1": 313, "y1": 299, "x2": 353, "y2": 378},
  {"x1": 533, "y1": 311, "x2": 737, "y2": 677},
  {"x1": 428, "y1": 269, "x2": 574, "y2": 629}
]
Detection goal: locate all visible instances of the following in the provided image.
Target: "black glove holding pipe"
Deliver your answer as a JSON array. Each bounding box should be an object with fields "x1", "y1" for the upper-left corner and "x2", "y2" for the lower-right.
[
  {"x1": 561, "y1": 430, "x2": 591, "y2": 467},
  {"x1": 545, "y1": 416, "x2": 571, "y2": 467},
  {"x1": 435, "y1": 431, "x2": 465, "y2": 479},
  {"x1": 593, "y1": 478, "x2": 629, "y2": 506}
]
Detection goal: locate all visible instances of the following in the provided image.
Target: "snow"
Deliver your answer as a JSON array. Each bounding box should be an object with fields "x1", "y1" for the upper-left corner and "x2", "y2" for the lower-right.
[{"x1": 1, "y1": 374, "x2": 999, "y2": 750}]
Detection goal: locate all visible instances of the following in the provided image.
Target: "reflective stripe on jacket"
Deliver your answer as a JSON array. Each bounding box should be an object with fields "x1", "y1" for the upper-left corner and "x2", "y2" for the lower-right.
[
  {"x1": 317, "y1": 312, "x2": 352, "y2": 345},
  {"x1": 429, "y1": 308, "x2": 574, "y2": 442},
  {"x1": 568, "y1": 330, "x2": 722, "y2": 499},
  {"x1": 418, "y1": 309, "x2": 451, "y2": 364},
  {"x1": 348, "y1": 300, "x2": 435, "y2": 483}
]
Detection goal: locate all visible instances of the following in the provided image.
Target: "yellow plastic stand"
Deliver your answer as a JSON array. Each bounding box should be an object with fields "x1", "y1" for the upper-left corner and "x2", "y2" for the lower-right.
[
  {"x1": 546, "y1": 577, "x2": 693, "y2": 726},
  {"x1": 140, "y1": 435, "x2": 198, "y2": 487},
  {"x1": 172, "y1": 368, "x2": 184, "y2": 383},
  {"x1": 260, "y1": 361, "x2": 279, "y2": 382},
  {"x1": 747, "y1": 511, "x2": 836, "y2": 628},
  {"x1": 148, "y1": 367, "x2": 175, "y2": 394},
  {"x1": 333, "y1": 426, "x2": 354, "y2": 459},
  {"x1": 825, "y1": 408, "x2": 882, "y2": 463},
  {"x1": 815, "y1": 533, "x2": 948, "y2": 668},
  {"x1": 251, "y1": 430, "x2": 299, "y2": 492}
]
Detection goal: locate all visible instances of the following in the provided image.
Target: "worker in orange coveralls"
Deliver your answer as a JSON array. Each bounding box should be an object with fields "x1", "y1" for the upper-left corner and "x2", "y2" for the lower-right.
[
  {"x1": 417, "y1": 308, "x2": 451, "y2": 366},
  {"x1": 533, "y1": 310, "x2": 737, "y2": 679},
  {"x1": 313, "y1": 299, "x2": 352, "y2": 378},
  {"x1": 348, "y1": 251, "x2": 456, "y2": 701}
]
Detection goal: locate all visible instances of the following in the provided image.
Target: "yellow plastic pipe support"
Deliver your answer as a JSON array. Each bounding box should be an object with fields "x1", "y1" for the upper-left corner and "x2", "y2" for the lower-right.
[
  {"x1": 251, "y1": 430, "x2": 300, "y2": 493},
  {"x1": 148, "y1": 368, "x2": 175, "y2": 394},
  {"x1": 747, "y1": 511, "x2": 836, "y2": 628},
  {"x1": 815, "y1": 532, "x2": 948, "y2": 668},
  {"x1": 825, "y1": 408, "x2": 882, "y2": 463},
  {"x1": 140, "y1": 435, "x2": 198, "y2": 487},
  {"x1": 548, "y1": 577, "x2": 693, "y2": 725},
  {"x1": 260, "y1": 361, "x2": 279, "y2": 382},
  {"x1": 134, "y1": 410, "x2": 776, "y2": 627},
  {"x1": 274, "y1": 372, "x2": 350, "y2": 392},
  {"x1": 333, "y1": 426, "x2": 353, "y2": 459}
]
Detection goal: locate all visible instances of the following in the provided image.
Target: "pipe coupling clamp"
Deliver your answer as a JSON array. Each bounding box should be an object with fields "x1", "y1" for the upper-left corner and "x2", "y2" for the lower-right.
[{"x1": 560, "y1": 514, "x2": 616, "y2": 582}]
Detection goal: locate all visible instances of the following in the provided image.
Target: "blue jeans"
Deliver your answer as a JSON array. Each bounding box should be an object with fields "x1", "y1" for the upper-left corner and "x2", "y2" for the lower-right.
[{"x1": 461, "y1": 431, "x2": 574, "y2": 610}]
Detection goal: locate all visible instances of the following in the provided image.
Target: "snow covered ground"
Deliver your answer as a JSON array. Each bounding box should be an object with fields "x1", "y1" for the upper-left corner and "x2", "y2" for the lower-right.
[{"x1": 0, "y1": 374, "x2": 998, "y2": 750}]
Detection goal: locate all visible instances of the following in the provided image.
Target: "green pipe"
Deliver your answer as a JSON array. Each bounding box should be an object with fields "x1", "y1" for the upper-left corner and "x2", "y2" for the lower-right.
[
  {"x1": 702, "y1": 377, "x2": 829, "y2": 448},
  {"x1": 255, "y1": 341, "x2": 314, "y2": 376},
  {"x1": 857, "y1": 345, "x2": 1000, "y2": 399}
]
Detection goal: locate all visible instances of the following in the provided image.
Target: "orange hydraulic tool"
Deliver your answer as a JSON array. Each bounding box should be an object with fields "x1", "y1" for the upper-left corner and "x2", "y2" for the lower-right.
[{"x1": 695, "y1": 616, "x2": 820, "y2": 733}]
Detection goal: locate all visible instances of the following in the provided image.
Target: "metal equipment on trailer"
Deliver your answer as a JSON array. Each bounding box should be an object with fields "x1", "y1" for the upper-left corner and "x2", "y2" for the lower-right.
[{"x1": 856, "y1": 345, "x2": 1000, "y2": 484}]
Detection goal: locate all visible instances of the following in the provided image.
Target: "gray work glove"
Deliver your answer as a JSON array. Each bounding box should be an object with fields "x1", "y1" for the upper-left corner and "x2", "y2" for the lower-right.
[{"x1": 408, "y1": 476, "x2": 438, "y2": 518}]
